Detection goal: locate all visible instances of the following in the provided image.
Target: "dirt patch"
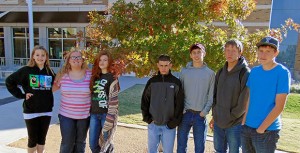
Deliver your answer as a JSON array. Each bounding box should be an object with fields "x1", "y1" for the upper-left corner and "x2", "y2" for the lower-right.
[{"x1": 9, "y1": 124, "x2": 214, "y2": 153}]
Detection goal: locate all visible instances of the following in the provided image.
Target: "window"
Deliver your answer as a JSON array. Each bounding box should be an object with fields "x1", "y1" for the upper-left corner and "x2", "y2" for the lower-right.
[
  {"x1": 13, "y1": 28, "x2": 39, "y2": 59},
  {"x1": 0, "y1": 28, "x2": 4, "y2": 58},
  {"x1": 92, "y1": 0, "x2": 103, "y2": 3},
  {"x1": 0, "y1": 0, "x2": 18, "y2": 4},
  {"x1": 48, "y1": 28, "x2": 78, "y2": 59}
]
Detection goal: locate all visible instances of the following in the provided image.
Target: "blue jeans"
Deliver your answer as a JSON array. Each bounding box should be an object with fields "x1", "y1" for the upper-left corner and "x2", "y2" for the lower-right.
[
  {"x1": 241, "y1": 125, "x2": 280, "y2": 153},
  {"x1": 177, "y1": 111, "x2": 207, "y2": 153},
  {"x1": 148, "y1": 123, "x2": 176, "y2": 153},
  {"x1": 58, "y1": 114, "x2": 90, "y2": 153},
  {"x1": 89, "y1": 113, "x2": 107, "y2": 153},
  {"x1": 213, "y1": 124, "x2": 241, "y2": 153}
]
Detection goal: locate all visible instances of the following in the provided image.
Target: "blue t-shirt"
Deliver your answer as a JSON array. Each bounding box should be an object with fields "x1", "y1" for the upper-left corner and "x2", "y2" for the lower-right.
[{"x1": 245, "y1": 64, "x2": 290, "y2": 130}]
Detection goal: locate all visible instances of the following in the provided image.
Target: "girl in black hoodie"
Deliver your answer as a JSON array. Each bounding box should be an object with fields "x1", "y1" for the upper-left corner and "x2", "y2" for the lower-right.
[{"x1": 6, "y1": 46, "x2": 55, "y2": 153}]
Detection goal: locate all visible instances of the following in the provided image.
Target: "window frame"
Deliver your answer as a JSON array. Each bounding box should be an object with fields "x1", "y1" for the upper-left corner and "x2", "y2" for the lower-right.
[
  {"x1": 48, "y1": 27, "x2": 79, "y2": 60},
  {"x1": 12, "y1": 27, "x2": 39, "y2": 59},
  {"x1": 0, "y1": 27, "x2": 4, "y2": 58}
]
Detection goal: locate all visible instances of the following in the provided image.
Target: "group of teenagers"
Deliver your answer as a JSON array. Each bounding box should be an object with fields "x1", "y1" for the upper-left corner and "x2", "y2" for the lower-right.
[
  {"x1": 141, "y1": 36, "x2": 291, "y2": 153},
  {"x1": 5, "y1": 35, "x2": 290, "y2": 153}
]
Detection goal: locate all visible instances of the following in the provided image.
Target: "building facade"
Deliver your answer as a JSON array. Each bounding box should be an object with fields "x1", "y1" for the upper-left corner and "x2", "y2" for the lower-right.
[
  {"x1": 0, "y1": 0, "x2": 272, "y2": 78},
  {"x1": 0, "y1": 0, "x2": 108, "y2": 74}
]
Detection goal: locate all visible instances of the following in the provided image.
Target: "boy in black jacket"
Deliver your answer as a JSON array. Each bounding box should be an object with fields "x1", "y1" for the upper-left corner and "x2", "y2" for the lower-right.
[{"x1": 141, "y1": 54, "x2": 184, "y2": 153}]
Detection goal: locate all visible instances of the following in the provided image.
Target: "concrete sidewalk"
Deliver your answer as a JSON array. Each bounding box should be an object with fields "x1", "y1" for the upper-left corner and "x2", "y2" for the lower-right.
[{"x1": 0, "y1": 86, "x2": 61, "y2": 153}]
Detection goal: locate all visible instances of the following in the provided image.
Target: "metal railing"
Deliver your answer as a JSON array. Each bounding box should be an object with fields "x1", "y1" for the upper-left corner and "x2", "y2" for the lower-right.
[
  {"x1": 50, "y1": 59, "x2": 62, "y2": 67},
  {"x1": 0, "y1": 70, "x2": 13, "y2": 79},
  {"x1": 0, "y1": 57, "x2": 63, "y2": 68},
  {"x1": 0, "y1": 57, "x2": 29, "y2": 68},
  {"x1": 0, "y1": 58, "x2": 64, "y2": 79},
  {"x1": 13, "y1": 58, "x2": 30, "y2": 66},
  {"x1": 0, "y1": 57, "x2": 5, "y2": 67}
]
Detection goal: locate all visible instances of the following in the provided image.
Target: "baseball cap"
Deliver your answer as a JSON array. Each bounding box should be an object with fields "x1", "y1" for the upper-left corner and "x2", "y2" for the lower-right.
[
  {"x1": 256, "y1": 36, "x2": 279, "y2": 50},
  {"x1": 190, "y1": 43, "x2": 205, "y2": 53}
]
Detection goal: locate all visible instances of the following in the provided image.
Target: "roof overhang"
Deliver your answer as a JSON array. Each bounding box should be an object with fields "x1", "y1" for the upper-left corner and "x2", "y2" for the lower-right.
[{"x1": 0, "y1": 11, "x2": 104, "y2": 23}]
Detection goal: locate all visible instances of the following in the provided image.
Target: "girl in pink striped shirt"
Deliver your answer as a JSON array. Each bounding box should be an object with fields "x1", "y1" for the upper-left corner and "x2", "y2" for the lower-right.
[{"x1": 53, "y1": 49, "x2": 91, "y2": 153}]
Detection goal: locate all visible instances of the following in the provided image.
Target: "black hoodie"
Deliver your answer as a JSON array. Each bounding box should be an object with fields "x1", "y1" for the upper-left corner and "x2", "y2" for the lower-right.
[
  {"x1": 212, "y1": 56, "x2": 250, "y2": 128},
  {"x1": 6, "y1": 66, "x2": 55, "y2": 113}
]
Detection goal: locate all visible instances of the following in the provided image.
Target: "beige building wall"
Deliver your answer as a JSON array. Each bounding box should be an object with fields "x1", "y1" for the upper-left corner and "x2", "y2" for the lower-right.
[
  {"x1": 245, "y1": 9, "x2": 271, "y2": 22},
  {"x1": 243, "y1": 0, "x2": 272, "y2": 33},
  {"x1": 6, "y1": 0, "x2": 108, "y2": 5},
  {"x1": 209, "y1": 0, "x2": 272, "y2": 33},
  {"x1": 257, "y1": 0, "x2": 272, "y2": 5}
]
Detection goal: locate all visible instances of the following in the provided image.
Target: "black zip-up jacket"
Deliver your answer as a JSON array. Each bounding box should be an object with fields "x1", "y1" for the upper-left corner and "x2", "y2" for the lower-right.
[
  {"x1": 141, "y1": 71, "x2": 184, "y2": 129},
  {"x1": 5, "y1": 66, "x2": 55, "y2": 113}
]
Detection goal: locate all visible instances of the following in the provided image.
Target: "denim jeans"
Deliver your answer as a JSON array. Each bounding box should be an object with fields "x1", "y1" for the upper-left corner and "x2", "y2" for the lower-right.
[
  {"x1": 58, "y1": 114, "x2": 90, "y2": 153},
  {"x1": 89, "y1": 113, "x2": 107, "y2": 153},
  {"x1": 177, "y1": 111, "x2": 207, "y2": 153},
  {"x1": 213, "y1": 124, "x2": 241, "y2": 153},
  {"x1": 241, "y1": 125, "x2": 280, "y2": 153},
  {"x1": 148, "y1": 123, "x2": 176, "y2": 153}
]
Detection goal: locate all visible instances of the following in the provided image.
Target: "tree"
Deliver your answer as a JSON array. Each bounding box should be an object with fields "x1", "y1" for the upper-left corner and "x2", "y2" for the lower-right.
[
  {"x1": 84, "y1": 0, "x2": 299, "y2": 77},
  {"x1": 276, "y1": 45, "x2": 296, "y2": 70}
]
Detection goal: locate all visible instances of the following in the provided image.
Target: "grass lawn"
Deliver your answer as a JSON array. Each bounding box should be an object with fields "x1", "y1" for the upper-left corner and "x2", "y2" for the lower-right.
[
  {"x1": 118, "y1": 84, "x2": 146, "y2": 126},
  {"x1": 278, "y1": 93, "x2": 300, "y2": 153},
  {"x1": 118, "y1": 84, "x2": 300, "y2": 153}
]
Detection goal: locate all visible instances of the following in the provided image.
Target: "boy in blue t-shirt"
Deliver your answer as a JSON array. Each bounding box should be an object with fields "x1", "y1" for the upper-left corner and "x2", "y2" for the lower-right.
[{"x1": 241, "y1": 36, "x2": 291, "y2": 153}]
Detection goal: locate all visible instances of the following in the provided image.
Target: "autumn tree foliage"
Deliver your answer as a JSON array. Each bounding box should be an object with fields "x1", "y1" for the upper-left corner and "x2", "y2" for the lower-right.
[{"x1": 84, "y1": 0, "x2": 299, "y2": 77}]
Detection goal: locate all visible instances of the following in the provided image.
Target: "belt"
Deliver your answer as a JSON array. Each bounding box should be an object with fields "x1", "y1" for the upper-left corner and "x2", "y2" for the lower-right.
[{"x1": 186, "y1": 109, "x2": 201, "y2": 114}]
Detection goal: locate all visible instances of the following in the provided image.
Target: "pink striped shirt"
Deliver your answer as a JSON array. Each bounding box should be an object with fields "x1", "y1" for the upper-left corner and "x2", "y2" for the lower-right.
[{"x1": 59, "y1": 70, "x2": 91, "y2": 119}]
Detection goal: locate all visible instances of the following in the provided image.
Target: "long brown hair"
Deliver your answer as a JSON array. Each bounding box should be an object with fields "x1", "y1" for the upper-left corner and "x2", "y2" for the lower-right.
[
  {"x1": 27, "y1": 45, "x2": 54, "y2": 76},
  {"x1": 89, "y1": 51, "x2": 114, "y2": 91},
  {"x1": 56, "y1": 48, "x2": 88, "y2": 81}
]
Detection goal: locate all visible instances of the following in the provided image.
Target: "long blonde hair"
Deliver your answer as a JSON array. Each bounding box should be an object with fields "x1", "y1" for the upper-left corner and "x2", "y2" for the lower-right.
[
  {"x1": 55, "y1": 48, "x2": 88, "y2": 81},
  {"x1": 27, "y1": 45, "x2": 54, "y2": 76}
]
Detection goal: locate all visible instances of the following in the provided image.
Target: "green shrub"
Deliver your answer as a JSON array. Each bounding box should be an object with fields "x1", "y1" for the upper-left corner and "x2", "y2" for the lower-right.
[{"x1": 291, "y1": 84, "x2": 300, "y2": 94}]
